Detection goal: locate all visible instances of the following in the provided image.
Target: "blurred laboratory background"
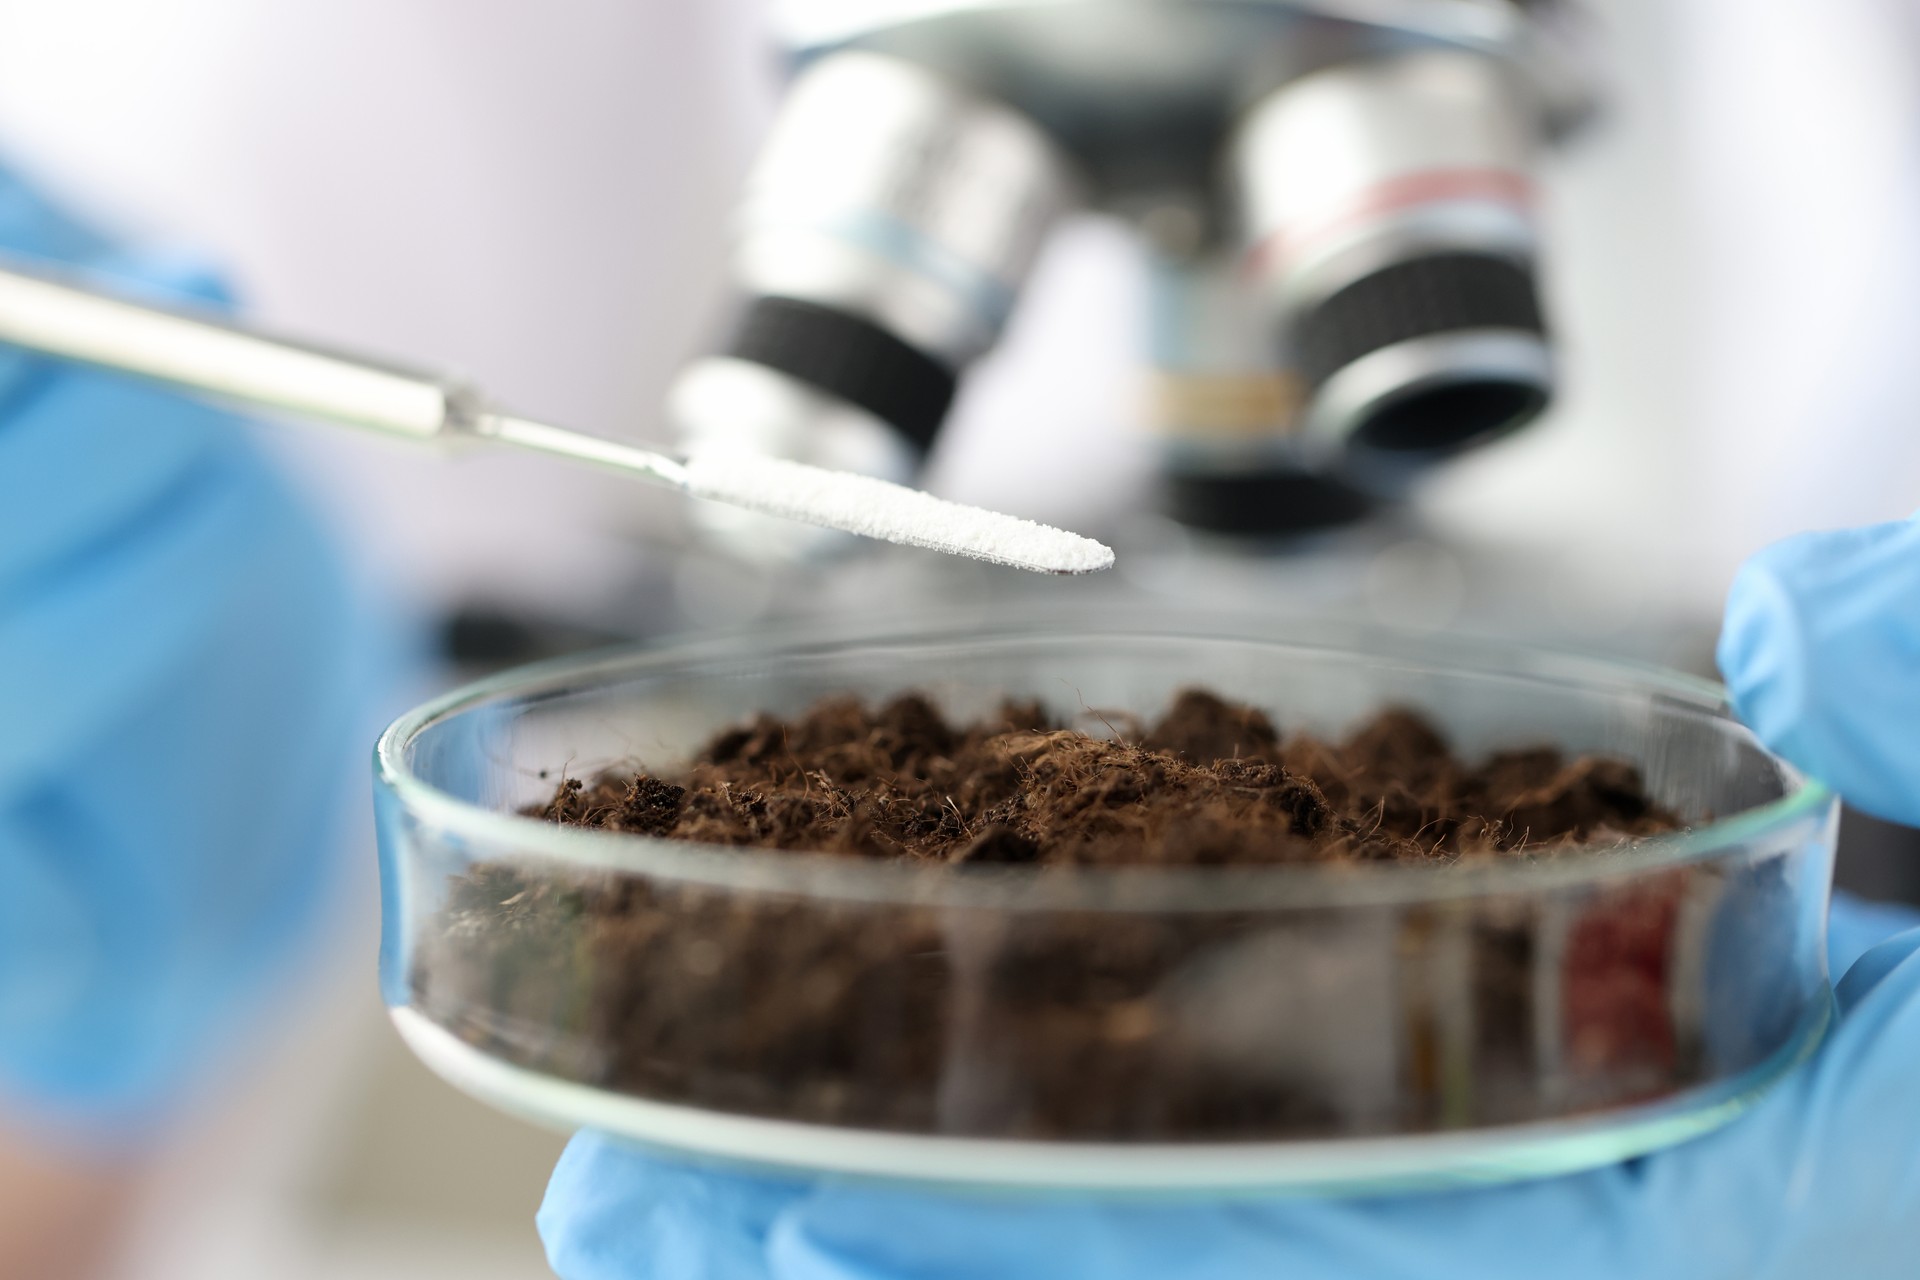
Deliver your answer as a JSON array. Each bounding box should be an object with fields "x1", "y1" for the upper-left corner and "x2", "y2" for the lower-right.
[{"x1": 1, "y1": 0, "x2": 1917, "y2": 1275}]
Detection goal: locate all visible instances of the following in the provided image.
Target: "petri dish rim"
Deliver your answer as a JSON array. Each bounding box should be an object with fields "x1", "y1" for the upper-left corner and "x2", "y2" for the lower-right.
[{"x1": 375, "y1": 613, "x2": 1834, "y2": 915}]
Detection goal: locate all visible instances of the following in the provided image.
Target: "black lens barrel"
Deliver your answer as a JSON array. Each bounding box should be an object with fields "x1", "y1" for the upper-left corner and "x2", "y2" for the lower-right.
[{"x1": 727, "y1": 295, "x2": 958, "y2": 453}]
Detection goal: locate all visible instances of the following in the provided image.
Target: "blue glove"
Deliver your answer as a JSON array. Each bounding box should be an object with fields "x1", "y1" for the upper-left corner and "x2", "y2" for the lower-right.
[
  {"x1": 538, "y1": 516, "x2": 1920, "y2": 1279},
  {"x1": 1718, "y1": 513, "x2": 1920, "y2": 829},
  {"x1": 0, "y1": 162, "x2": 384, "y2": 1137}
]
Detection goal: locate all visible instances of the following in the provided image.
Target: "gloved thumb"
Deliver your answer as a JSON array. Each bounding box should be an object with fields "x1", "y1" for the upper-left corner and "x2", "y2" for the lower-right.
[{"x1": 1717, "y1": 515, "x2": 1920, "y2": 827}]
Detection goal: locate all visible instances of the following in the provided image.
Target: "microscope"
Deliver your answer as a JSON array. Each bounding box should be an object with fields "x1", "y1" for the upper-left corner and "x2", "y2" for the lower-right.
[{"x1": 669, "y1": 0, "x2": 1597, "y2": 546}]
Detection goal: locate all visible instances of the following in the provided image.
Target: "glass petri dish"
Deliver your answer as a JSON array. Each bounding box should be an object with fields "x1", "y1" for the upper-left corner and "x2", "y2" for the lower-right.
[{"x1": 373, "y1": 616, "x2": 1836, "y2": 1193}]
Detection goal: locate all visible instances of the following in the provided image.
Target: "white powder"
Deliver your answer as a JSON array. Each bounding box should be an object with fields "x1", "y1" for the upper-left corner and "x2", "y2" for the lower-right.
[{"x1": 681, "y1": 449, "x2": 1115, "y2": 575}]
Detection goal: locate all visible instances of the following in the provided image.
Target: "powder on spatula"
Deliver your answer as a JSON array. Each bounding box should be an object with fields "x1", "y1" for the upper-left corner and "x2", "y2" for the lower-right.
[{"x1": 681, "y1": 449, "x2": 1115, "y2": 575}]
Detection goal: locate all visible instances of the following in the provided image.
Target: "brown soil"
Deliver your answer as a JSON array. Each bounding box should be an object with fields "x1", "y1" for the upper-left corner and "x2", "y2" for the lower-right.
[
  {"x1": 529, "y1": 690, "x2": 1677, "y2": 866},
  {"x1": 412, "y1": 690, "x2": 1714, "y2": 1143}
]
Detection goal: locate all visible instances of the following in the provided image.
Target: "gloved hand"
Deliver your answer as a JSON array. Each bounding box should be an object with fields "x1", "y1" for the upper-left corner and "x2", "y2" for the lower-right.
[
  {"x1": 537, "y1": 515, "x2": 1920, "y2": 1280},
  {"x1": 0, "y1": 162, "x2": 383, "y2": 1136}
]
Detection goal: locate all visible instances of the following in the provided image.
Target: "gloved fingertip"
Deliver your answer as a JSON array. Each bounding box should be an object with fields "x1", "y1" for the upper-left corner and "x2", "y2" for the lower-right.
[
  {"x1": 1834, "y1": 927, "x2": 1920, "y2": 1015},
  {"x1": 1828, "y1": 891, "x2": 1920, "y2": 978},
  {"x1": 1716, "y1": 518, "x2": 1920, "y2": 827},
  {"x1": 1717, "y1": 550, "x2": 1807, "y2": 749}
]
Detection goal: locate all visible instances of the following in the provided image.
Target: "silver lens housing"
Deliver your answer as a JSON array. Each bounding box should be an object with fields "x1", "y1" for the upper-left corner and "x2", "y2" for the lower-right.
[
  {"x1": 672, "y1": 51, "x2": 1073, "y2": 559},
  {"x1": 733, "y1": 51, "x2": 1073, "y2": 367},
  {"x1": 1233, "y1": 47, "x2": 1552, "y2": 458}
]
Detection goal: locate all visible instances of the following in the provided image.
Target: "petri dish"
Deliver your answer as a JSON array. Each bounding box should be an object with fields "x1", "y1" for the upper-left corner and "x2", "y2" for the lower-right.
[{"x1": 373, "y1": 616, "x2": 1836, "y2": 1192}]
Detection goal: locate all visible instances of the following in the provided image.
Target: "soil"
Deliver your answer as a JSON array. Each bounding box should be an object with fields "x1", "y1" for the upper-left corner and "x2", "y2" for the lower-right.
[
  {"x1": 529, "y1": 690, "x2": 1678, "y2": 866},
  {"x1": 412, "y1": 690, "x2": 1719, "y2": 1142}
]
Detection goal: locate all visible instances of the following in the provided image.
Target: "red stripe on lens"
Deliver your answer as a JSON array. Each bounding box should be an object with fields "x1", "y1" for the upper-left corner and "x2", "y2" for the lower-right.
[{"x1": 1242, "y1": 168, "x2": 1536, "y2": 280}]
